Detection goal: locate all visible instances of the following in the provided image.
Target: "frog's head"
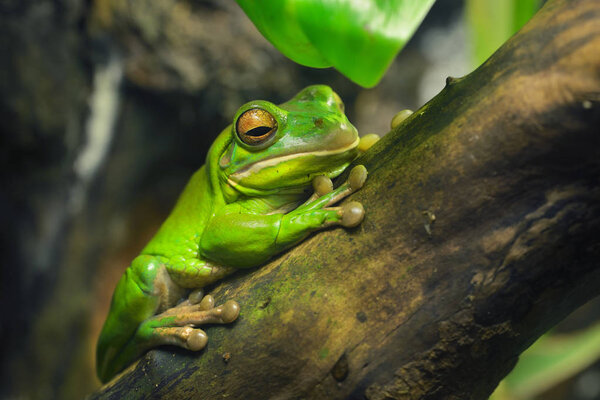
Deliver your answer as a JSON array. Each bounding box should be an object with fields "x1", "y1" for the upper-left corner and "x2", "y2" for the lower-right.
[{"x1": 217, "y1": 85, "x2": 359, "y2": 197}]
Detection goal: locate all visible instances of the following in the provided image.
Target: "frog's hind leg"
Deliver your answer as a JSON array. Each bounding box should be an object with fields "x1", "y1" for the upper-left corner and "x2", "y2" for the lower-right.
[
  {"x1": 141, "y1": 295, "x2": 240, "y2": 351},
  {"x1": 96, "y1": 255, "x2": 181, "y2": 382},
  {"x1": 131, "y1": 259, "x2": 240, "y2": 350},
  {"x1": 96, "y1": 256, "x2": 239, "y2": 383},
  {"x1": 135, "y1": 257, "x2": 240, "y2": 350}
]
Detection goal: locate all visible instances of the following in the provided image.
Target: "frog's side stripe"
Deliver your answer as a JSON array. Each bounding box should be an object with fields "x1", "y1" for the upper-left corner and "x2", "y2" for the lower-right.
[{"x1": 229, "y1": 136, "x2": 359, "y2": 181}]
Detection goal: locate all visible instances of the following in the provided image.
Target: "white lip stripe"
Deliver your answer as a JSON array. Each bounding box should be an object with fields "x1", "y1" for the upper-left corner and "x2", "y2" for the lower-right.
[{"x1": 230, "y1": 136, "x2": 359, "y2": 181}]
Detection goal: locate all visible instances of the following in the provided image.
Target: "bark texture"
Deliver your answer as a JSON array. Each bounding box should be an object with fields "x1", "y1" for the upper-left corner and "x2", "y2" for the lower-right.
[{"x1": 93, "y1": 0, "x2": 600, "y2": 398}]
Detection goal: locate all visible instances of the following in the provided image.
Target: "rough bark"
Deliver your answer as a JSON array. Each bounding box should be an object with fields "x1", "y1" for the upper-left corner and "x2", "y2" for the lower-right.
[{"x1": 92, "y1": 0, "x2": 600, "y2": 398}]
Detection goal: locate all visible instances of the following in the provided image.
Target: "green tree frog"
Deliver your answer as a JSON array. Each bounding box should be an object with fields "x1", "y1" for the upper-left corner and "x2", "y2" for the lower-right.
[{"x1": 96, "y1": 85, "x2": 375, "y2": 383}]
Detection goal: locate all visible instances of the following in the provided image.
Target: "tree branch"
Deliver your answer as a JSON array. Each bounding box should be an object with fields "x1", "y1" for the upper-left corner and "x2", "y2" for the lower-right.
[{"x1": 92, "y1": 0, "x2": 600, "y2": 398}]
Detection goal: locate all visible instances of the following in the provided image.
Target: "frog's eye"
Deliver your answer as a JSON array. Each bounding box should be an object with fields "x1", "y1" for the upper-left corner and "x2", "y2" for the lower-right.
[{"x1": 236, "y1": 108, "x2": 278, "y2": 145}]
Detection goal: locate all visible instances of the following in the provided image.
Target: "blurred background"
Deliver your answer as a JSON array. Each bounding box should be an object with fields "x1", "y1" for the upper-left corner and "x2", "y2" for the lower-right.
[{"x1": 1, "y1": 0, "x2": 598, "y2": 398}]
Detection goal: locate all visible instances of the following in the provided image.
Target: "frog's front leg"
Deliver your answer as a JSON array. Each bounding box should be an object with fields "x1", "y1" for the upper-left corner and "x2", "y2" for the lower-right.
[
  {"x1": 199, "y1": 165, "x2": 369, "y2": 266},
  {"x1": 276, "y1": 164, "x2": 368, "y2": 247}
]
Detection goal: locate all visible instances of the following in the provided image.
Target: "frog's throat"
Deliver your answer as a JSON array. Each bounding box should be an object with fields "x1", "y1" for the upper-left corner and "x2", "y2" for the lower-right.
[
  {"x1": 225, "y1": 177, "x2": 309, "y2": 198},
  {"x1": 228, "y1": 136, "x2": 359, "y2": 182}
]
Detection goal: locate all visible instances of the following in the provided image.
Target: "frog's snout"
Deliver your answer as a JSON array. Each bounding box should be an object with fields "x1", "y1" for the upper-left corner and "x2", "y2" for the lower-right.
[{"x1": 325, "y1": 124, "x2": 359, "y2": 152}]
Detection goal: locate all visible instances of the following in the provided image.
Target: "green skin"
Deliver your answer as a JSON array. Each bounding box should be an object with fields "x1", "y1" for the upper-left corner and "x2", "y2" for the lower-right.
[{"x1": 96, "y1": 85, "x2": 373, "y2": 383}]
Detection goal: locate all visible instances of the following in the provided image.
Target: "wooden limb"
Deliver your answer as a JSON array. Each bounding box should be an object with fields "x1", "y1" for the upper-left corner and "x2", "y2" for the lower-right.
[{"x1": 92, "y1": 0, "x2": 600, "y2": 398}]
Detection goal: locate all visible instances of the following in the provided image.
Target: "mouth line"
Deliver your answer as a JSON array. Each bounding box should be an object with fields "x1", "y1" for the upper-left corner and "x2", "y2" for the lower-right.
[{"x1": 228, "y1": 136, "x2": 359, "y2": 182}]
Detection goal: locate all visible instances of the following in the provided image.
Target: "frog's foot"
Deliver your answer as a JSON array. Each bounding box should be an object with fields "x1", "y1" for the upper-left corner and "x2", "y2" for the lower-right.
[
  {"x1": 275, "y1": 165, "x2": 368, "y2": 246},
  {"x1": 325, "y1": 201, "x2": 365, "y2": 228},
  {"x1": 390, "y1": 109, "x2": 414, "y2": 130},
  {"x1": 139, "y1": 296, "x2": 240, "y2": 351},
  {"x1": 175, "y1": 288, "x2": 213, "y2": 308},
  {"x1": 302, "y1": 165, "x2": 368, "y2": 208},
  {"x1": 284, "y1": 165, "x2": 367, "y2": 230},
  {"x1": 358, "y1": 133, "x2": 380, "y2": 153},
  {"x1": 326, "y1": 164, "x2": 368, "y2": 206}
]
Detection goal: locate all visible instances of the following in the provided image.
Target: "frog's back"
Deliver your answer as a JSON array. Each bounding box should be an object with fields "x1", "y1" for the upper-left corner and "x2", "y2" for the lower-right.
[{"x1": 141, "y1": 166, "x2": 215, "y2": 258}]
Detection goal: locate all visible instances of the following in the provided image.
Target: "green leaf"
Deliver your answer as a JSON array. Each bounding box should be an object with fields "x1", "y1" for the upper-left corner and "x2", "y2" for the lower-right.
[
  {"x1": 236, "y1": 0, "x2": 436, "y2": 87},
  {"x1": 466, "y1": 0, "x2": 541, "y2": 67},
  {"x1": 490, "y1": 322, "x2": 600, "y2": 400}
]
